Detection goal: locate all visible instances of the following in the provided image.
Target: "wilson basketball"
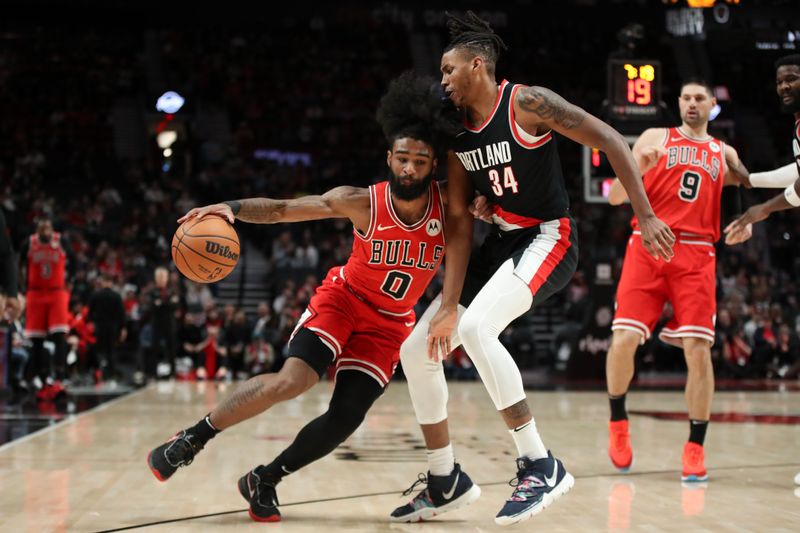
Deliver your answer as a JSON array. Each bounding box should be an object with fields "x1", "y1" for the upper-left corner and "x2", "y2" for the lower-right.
[{"x1": 172, "y1": 216, "x2": 240, "y2": 283}]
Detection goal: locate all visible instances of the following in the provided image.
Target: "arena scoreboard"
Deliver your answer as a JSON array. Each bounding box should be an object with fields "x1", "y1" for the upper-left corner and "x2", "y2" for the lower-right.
[{"x1": 607, "y1": 59, "x2": 661, "y2": 120}]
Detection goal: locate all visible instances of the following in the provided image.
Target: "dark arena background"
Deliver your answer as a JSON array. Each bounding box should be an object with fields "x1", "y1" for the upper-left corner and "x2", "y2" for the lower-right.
[{"x1": 0, "y1": 1, "x2": 799, "y2": 531}]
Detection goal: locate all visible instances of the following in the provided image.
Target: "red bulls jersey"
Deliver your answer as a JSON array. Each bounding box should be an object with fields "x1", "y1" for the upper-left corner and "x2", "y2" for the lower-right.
[
  {"x1": 632, "y1": 127, "x2": 726, "y2": 241},
  {"x1": 342, "y1": 181, "x2": 445, "y2": 315},
  {"x1": 27, "y1": 232, "x2": 67, "y2": 290}
]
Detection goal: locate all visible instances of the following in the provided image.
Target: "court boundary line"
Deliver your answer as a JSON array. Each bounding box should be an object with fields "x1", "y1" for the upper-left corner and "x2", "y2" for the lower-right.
[
  {"x1": 0, "y1": 385, "x2": 149, "y2": 453},
  {"x1": 92, "y1": 460, "x2": 800, "y2": 532}
]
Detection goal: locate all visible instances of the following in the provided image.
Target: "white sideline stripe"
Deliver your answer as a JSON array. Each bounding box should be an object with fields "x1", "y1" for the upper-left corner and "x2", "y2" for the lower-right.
[
  {"x1": 513, "y1": 219, "x2": 561, "y2": 284},
  {"x1": 307, "y1": 327, "x2": 342, "y2": 355},
  {"x1": 337, "y1": 357, "x2": 389, "y2": 382},
  {"x1": 0, "y1": 386, "x2": 149, "y2": 453},
  {"x1": 612, "y1": 318, "x2": 652, "y2": 337}
]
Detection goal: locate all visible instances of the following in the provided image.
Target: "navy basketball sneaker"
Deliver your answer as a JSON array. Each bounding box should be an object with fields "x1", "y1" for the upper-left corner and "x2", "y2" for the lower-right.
[
  {"x1": 238, "y1": 468, "x2": 281, "y2": 522},
  {"x1": 390, "y1": 463, "x2": 481, "y2": 522},
  {"x1": 146, "y1": 430, "x2": 205, "y2": 481},
  {"x1": 495, "y1": 452, "x2": 574, "y2": 526}
]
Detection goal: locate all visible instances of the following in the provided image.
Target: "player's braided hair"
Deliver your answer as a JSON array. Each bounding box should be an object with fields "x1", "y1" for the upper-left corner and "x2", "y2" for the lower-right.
[
  {"x1": 444, "y1": 11, "x2": 508, "y2": 76},
  {"x1": 375, "y1": 71, "x2": 461, "y2": 159},
  {"x1": 775, "y1": 54, "x2": 800, "y2": 70}
]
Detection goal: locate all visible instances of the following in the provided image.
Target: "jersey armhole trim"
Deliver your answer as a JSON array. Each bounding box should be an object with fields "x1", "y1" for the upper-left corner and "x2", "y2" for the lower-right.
[
  {"x1": 509, "y1": 85, "x2": 553, "y2": 149},
  {"x1": 354, "y1": 185, "x2": 377, "y2": 241}
]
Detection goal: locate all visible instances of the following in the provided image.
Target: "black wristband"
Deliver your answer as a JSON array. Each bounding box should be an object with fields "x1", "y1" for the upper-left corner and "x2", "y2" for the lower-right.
[{"x1": 224, "y1": 200, "x2": 242, "y2": 216}]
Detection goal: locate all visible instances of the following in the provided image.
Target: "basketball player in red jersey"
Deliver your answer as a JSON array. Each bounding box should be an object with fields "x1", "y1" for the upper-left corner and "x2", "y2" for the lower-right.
[
  {"x1": 393, "y1": 12, "x2": 674, "y2": 526},
  {"x1": 18, "y1": 217, "x2": 74, "y2": 400},
  {"x1": 604, "y1": 79, "x2": 749, "y2": 483},
  {"x1": 146, "y1": 73, "x2": 469, "y2": 523}
]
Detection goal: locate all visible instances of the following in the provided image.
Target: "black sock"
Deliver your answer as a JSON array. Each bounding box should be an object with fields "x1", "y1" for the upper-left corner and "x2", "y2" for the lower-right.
[
  {"x1": 609, "y1": 394, "x2": 628, "y2": 421},
  {"x1": 688, "y1": 419, "x2": 708, "y2": 446},
  {"x1": 189, "y1": 414, "x2": 220, "y2": 444},
  {"x1": 256, "y1": 454, "x2": 289, "y2": 485}
]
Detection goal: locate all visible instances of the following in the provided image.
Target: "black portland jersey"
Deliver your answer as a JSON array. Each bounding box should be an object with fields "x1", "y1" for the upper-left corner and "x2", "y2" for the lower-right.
[{"x1": 453, "y1": 80, "x2": 569, "y2": 231}]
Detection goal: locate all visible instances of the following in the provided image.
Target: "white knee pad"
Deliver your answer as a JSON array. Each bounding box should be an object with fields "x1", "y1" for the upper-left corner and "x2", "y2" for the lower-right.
[
  {"x1": 457, "y1": 259, "x2": 532, "y2": 410},
  {"x1": 400, "y1": 295, "x2": 463, "y2": 425}
]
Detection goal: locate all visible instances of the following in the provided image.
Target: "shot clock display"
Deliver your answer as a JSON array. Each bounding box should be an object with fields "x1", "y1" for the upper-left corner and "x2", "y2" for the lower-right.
[{"x1": 607, "y1": 59, "x2": 661, "y2": 120}]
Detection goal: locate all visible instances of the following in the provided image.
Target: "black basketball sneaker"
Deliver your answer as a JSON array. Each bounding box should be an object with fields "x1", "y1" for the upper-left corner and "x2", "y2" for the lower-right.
[
  {"x1": 238, "y1": 468, "x2": 281, "y2": 522},
  {"x1": 146, "y1": 430, "x2": 205, "y2": 481},
  {"x1": 390, "y1": 463, "x2": 481, "y2": 522},
  {"x1": 494, "y1": 452, "x2": 574, "y2": 526}
]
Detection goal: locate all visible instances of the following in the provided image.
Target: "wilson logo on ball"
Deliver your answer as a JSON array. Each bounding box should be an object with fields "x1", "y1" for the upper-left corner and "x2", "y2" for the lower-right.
[{"x1": 205, "y1": 241, "x2": 240, "y2": 261}]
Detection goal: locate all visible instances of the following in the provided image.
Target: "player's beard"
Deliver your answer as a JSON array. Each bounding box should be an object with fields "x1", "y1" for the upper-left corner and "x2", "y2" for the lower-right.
[
  {"x1": 38, "y1": 233, "x2": 51, "y2": 243},
  {"x1": 779, "y1": 87, "x2": 800, "y2": 113},
  {"x1": 389, "y1": 170, "x2": 433, "y2": 201}
]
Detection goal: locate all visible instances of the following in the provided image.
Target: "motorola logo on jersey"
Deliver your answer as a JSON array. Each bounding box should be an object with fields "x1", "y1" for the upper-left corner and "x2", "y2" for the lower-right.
[
  {"x1": 454, "y1": 141, "x2": 512, "y2": 171},
  {"x1": 426, "y1": 219, "x2": 442, "y2": 236},
  {"x1": 368, "y1": 239, "x2": 443, "y2": 271},
  {"x1": 204, "y1": 241, "x2": 240, "y2": 261},
  {"x1": 665, "y1": 146, "x2": 721, "y2": 180}
]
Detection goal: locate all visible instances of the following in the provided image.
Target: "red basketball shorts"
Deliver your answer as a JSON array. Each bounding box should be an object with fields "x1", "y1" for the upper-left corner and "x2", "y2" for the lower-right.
[
  {"x1": 25, "y1": 289, "x2": 70, "y2": 337},
  {"x1": 292, "y1": 267, "x2": 414, "y2": 387},
  {"x1": 613, "y1": 233, "x2": 716, "y2": 346}
]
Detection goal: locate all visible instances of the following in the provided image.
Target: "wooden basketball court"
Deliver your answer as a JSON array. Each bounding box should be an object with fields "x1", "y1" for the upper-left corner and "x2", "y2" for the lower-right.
[{"x1": 1, "y1": 380, "x2": 798, "y2": 531}]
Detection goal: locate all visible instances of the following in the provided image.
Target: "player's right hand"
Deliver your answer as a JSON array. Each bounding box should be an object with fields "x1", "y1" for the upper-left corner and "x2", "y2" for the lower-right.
[
  {"x1": 638, "y1": 214, "x2": 675, "y2": 262},
  {"x1": 178, "y1": 203, "x2": 235, "y2": 224},
  {"x1": 724, "y1": 204, "x2": 769, "y2": 240},
  {"x1": 468, "y1": 195, "x2": 494, "y2": 223},
  {"x1": 427, "y1": 306, "x2": 457, "y2": 362},
  {"x1": 641, "y1": 145, "x2": 667, "y2": 167}
]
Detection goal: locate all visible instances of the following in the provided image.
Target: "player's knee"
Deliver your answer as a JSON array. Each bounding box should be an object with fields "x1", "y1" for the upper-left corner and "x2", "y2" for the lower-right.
[
  {"x1": 684, "y1": 339, "x2": 712, "y2": 372},
  {"x1": 610, "y1": 329, "x2": 642, "y2": 355},
  {"x1": 265, "y1": 373, "x2": 308, "y2": 401},
  {"x1": 328, "y1": 398, "x2": 368, "y2": 434},
  {"x1": 399, "y1": 328, "x2": 428, "y2": 368},
  {"x1": 457, "y1": 308, "x2": 490, "y2": 350}
]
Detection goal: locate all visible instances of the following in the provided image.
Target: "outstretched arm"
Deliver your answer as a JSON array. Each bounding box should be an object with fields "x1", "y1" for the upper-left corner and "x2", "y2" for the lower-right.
[
  {"x1": 178, "y1": 186, "x2": 371, "y2": 232},
  {"x1": 427, "y1": 152, "x2": 474, "y2": 361},
  {"x1": 514, "y1": 86, "x2": 674, "y2": 260}
]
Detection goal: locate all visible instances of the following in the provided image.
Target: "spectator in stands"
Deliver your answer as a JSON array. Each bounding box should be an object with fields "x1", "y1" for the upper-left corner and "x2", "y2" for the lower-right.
[
  {"x1": 143, "y1": 267, "x2": 180, "y2": 378},
  {"x1": 88, "y1": 275, "x2": 127, "y2": 381}
]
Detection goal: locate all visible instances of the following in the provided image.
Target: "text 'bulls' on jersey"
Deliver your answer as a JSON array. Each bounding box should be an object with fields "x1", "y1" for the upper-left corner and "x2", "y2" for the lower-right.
[
  {"x1": 632, "y1": 127, "x2": 726, "y2": 241},
  {"x1": 342, "y1": 181, "x2": 445, "y2": 315}
]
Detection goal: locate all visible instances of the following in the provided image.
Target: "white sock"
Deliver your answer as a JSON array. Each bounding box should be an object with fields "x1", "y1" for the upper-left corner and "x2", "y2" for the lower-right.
[
  {"x1": 427, "y1": 444, "x2": 455, "y2": 476},
  {"x1": 509, "y1": 420, "x2": 548, "y2": 460}
]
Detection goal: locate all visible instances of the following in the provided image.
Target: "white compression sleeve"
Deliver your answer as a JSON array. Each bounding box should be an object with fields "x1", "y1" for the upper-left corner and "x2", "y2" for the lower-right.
[
  {"x1": 400, "y1": 294, "x2": 466, "y2": 425},
  {"x1": 457, "y1": 259, "x2": 532, "y2": 410},
  {"x1": 749, "y1": 163, "x2": 799, "y2": 188}
]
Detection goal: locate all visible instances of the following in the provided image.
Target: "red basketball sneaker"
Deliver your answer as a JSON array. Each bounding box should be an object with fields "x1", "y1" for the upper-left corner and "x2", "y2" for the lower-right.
[
  {"x1": 608, "y1": 419, "x2": 633, "y2": 471},
  {"x1": 681, "y1": 442, "x2": 708, "y2": 482}
]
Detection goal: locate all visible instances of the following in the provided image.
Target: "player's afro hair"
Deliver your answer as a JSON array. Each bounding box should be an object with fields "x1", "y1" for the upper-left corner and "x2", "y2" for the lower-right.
[{"x1": 375, "y1": 71, "x2": 461, "y2": 158}]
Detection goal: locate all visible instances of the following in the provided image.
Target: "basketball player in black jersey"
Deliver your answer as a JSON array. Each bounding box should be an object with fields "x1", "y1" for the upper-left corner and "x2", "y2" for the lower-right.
[
  {"x1": 725, "y1": 54, "x2": 800, "y2": 238},
  {"x1": 392, "y1": 12, "x2": 675, "y2": 526},
  {"x1": 721, "y1": 54, "x2": 800, "y2": 489}
]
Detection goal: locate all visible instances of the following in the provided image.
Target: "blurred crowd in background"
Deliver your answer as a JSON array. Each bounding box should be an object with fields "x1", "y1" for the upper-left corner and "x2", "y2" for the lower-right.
[{"x1": 1, "y1": 2, "x2": 799, "y2": 394}]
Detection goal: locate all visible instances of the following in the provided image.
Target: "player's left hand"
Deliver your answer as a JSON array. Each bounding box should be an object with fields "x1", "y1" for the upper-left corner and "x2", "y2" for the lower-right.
[
  {"x1": 638, "y1": 214, "x2": 675, "y2": 261},
  {"x1": 724, "y1": 222, "x2": 753, "y2": 245},
  {"x1": 469, "y1": 195, "x2": 494, "y2": 223},
  {"x1": 427, "y1": 306, "x2": 457, "y2": 362},
  {"x1": 724, "y1": 204, "x2": 769, "y2": 240}
]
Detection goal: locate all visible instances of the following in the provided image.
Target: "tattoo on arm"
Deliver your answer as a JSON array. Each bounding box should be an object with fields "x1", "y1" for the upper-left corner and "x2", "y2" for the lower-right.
[
  {"x1": 517, "y1": 86, "x2": 586, "y2": 129},
  {"x1": 236, "y1": 198, "x2": 288, "y2": 223},
  {"x1": 214, "y1": 379, "x2": 265, "y2": 417}
]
